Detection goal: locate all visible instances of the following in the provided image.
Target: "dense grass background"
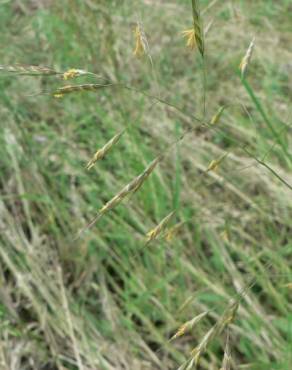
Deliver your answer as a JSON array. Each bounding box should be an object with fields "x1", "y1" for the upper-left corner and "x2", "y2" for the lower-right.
[{"x1": 0, "y1": 1, "x2": 291, "y2": 369}]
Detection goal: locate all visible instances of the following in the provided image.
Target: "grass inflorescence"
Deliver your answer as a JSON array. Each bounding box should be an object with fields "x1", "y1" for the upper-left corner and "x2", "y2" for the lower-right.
[{"x1": 0, "y1": 1, "x2": 291, "y2": 370}]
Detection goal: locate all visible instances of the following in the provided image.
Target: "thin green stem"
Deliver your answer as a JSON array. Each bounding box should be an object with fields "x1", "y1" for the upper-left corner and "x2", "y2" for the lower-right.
[{"x1": 244, "y1": 148, "x2": 292, "y2": 191}]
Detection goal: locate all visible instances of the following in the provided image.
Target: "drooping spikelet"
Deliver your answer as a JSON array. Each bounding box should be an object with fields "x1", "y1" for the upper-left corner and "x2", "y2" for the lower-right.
[
  {"x1": 220, "y1": 229, "x2": 230, "y2": 242},
  {"x1": 77, "y1": 156, "x2": 163, "y2": 236},
  {"x1": 177, "y1": 357, "x2": 195, "y2": 370},
  {"x1": 191, "y1": 0, "x2": 204, "y2": 56},
  {"x1": 190, "y1": 326, "x2": 217, "y2": 367},
  {"x1": 220, "y1": 331, "x2": 231, "y2": 370},
  {"x1": 189, "y1": 298, "x2": 239, "y2": 367},
  {"x1": 210, "y1": 106, "x2": 226, "y2": 125},
  {"x1": 95, "y1": 155, "x2": 162, "y2": 220},
  {"x1": 164, "y1": 221, "x2": 185, "y2": 242},
  {"x1": 239, "y1": 37, "x2": 255, "y2": 78},
  {"x1": 53, "y1": 83, "x2": 112, "y2": 98},
  {"x1": 0, "y1": 64, "x2": 59, "y2": 76},
  {"x1": 220, "y1": 299, "x2": 239, "y2": 328},
  {"x1": 86, "y1": 130, "x2": 125, "y2": 170},
  {"x1": 171, "y1": 312, "x2": 208, "y2": 341},
  {"x1": 63, "y1": 68, "x2": 90, "y2": 80},
  {"x1": 0, "y1": 64, "x2": 98, "y2": 82},
  {"x1": 146, "y1": 211, "x2": 175, "y2": 243},
  {"x1": 133, "y1": 22, "x2": 148, "y2": 57},
  {"x1": 207, "y1": 152, "x2": 229, "y2": 172},
  {"x1": 182, "y1": 29, "x2": 196, "y2": 50}
]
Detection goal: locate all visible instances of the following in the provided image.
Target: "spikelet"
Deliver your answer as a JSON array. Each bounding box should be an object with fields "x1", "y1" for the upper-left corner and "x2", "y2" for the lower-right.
[
  {"x1": 86, "y1": 130, "x2": 125, "y2": 170},
  {"x1": 191, "y1": 0, "x2": 204, "y2": 56},
  {"x1": 207, "y1": 160, "x2": 219, "y2": 172},
  {"x1": 220, "y1": 331, "x2": 231, "y2": 370},
  {"x1": 146, "y1": 211, "x2": 175, "y2": 243},
  {"x1": 63, "y1": 68, "x2": 89, "y2": 80},
  {"x1": 171, "y1": 312, "x2": 208, "y2": 341},
  {"x1": 284, "y1": 283, "x2": 292, "y2": 289},
  {"x1": 190, "y1": 326, "x2": 217, "y2": 367},
  {"x1": 207, "y1": 152, "x2": 229, "y2": 172},
  {"x1": 164, "y1": 221, "x2": 185, "y2": 242},
  {"x1": 133, "y1": 23, "x2": 148, "y2": 57},
  {"x1": 182, "y1": 29, "x2": 196, "y2": 50},
  {"x1": 220, "y1": 299, "x2": 239, "y2": 328},
  {"x1": 220, "y1": 229, "x2": 230, "y2": 242},
  {"x1": 53, "y1": 83, "x2": 110, "y2": 98},
  {"x1": 99, "y1": 155, "x2": 162, "y2": 214},
  {"x1": 210, "y1": 106, "x2": 226, "y2": 125},
  {"x1": 78, "y1": 156, "x2": 163, "y2": 235},
  {"x1": 177, "y1": 358, "x2": 195, "y2": 370},
  {"x1": 189, "y1": 299, "x2": 239, "y2": 367},
  {"x1": 0, "y1": 64, "x2": 58, "y2": 76},
  {"x1": 239, "y1": 37, "x2": 255, "y2": 78}
]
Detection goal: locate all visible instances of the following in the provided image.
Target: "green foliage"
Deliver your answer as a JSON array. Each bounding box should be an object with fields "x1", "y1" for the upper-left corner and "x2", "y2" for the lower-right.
[{"x1": 0, "y1": 1, "x2": 291, "y2": 369}]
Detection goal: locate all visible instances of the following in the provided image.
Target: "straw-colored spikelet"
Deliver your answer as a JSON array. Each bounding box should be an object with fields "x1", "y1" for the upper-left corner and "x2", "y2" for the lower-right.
[
  {"x1": 182, "y1": 29, "x2": 196, "y2": 50},
  {"x1": 53, "y1": 83, "x2": 111, "y2": 98},
  {"x1": 63, "y1": 68, "x2": 89, "y2": 80},
  {"x1": 284, "y1": 283, "x2": 292, "y2": 289},
  {"x1": 207, "y1": 152, "x2": 228, "y2": 172},
  {"x1": 220, "y1": 331, "x2": 231, "y2": 370},
  {"x1": 171, "y1": 312, "x2": 208, "y2": 341},
  {"x1": 79, "y1": 156, "x2": 163, "y2": 234},
  {"x1": 99, "y1": 156, "x2": 162, "y2": 214},
  {"x1": 189, "y1": 299, "x2": 239, "y2": 367},
  {"x1": 164, "y1": 221, "x2": 185, "y2": 242},
  {"x1": 210, "y1": 106, "x2": 226, "y2": 125},
  {"x1": 0, "y1": 64, "x2": 58, "y2": 76},
  {"x1": 133, "y1": 23, "x2": 148, "y2": 57},
  {"x1": 177, "y1": 358, "x2": 195, "y2": 370},
  {"x1": 220, "y1": 299, "x2": 239, "y2": 328},
  {"x1": 86, "y1": 130, "x2": 125, "y2": 170},
  {"x1": 220, "y1": 229, "x2": 230, "y2": 242},
  {"x1": 190, "y1": 326, "x2": 216, "y2": 366},
  {"x1": 239, "y1": 37, "x2": 255, "y2": 78},
  {"x1": 146, "y1": 211, "x2": 175, "y2": 243},
  {"x1": 191, "y1": 0, "x2": 204, "y2": 56}
]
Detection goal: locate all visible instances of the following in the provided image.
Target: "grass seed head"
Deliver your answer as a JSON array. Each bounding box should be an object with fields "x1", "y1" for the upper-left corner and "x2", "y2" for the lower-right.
[
  {"x1": 189, "y1": 299, "x2": 239, "y2": 367},
  {"x1": 220, "y1": 331, "x2": 231, "y2": 370},
  {"x1": 53, "y1": 84, "x2": 108, "y2": 98},
  {"x1": 207, "y1": 159, "x2": 219, "y2": 172},
  {"x1": 182, "y1": 29, "x2": 196, "y2": 50},
  {"x1": 171, "y1": 312, "x2": 208, "y2": 341},
  {"x1": 146, "y1": 211, "x2": 175, "y2": 243},
  {"x1": 191, "y1": 0, "x2": 204, "y2": 56},
  {"x1": 177, "y1": 358, "x2": 195, "y2": 370},
  {"x1": 210, "y1": 106, "x2": 226, "y2": 125},
  {"x1": 190, "y1": 326, "x2": 217, "y2": 366},
  {"x1": 207, "y1": 152, "x2": 229, "y2": 172},
  {"x1": 77, "y1": 156, "x2": 162, "y2": 236},
  {"x1": 239, "y1": 37, "x2": 255, "y2": 78},
  {"x1": 63, "y1": 68, "x2": 88, "y2": 80},
  {"x1": 220, "y1": 229, "x2": 230, "y2": 242},
  {"x1": 221, "y1": 299, "x2": 239, "y2": 327},
  {"x1": 0, "y1": 64, "x2": 59, "y2": 76},
  {"x1": 99, "y1": 156, "x2": 162, "y2": 218},
  {"x1": 133, "y1": 23, "x2": 148, "y2": 57},
  {"x1": 165, "y1": 221, "x2": 185, "y2": 242},
  {"x1": 86, "y1": 130, "x2": 125, "y2": 170}
]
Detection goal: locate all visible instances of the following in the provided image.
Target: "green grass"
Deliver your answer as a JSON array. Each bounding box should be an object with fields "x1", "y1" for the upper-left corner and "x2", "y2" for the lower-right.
[{"x1": 0, "y1": 1, "x2": 291, "y2": 369}]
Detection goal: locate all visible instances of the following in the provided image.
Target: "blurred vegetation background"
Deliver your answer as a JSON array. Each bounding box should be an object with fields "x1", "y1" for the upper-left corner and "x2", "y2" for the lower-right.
[{"x1": 0, "y1": 1, "x2": 291, "y2": 369}]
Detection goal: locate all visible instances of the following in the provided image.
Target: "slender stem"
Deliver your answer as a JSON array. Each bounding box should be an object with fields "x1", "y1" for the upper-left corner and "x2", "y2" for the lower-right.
[
  {"x1": 241, "y1": 77, "x2": 291, "y2": 165},
  {"x1": 202, "y1": 56, "x2": 207, "y2": 118},
  {"x1": 244, "y1": 148, "x2": 292, "y2": 191}
]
